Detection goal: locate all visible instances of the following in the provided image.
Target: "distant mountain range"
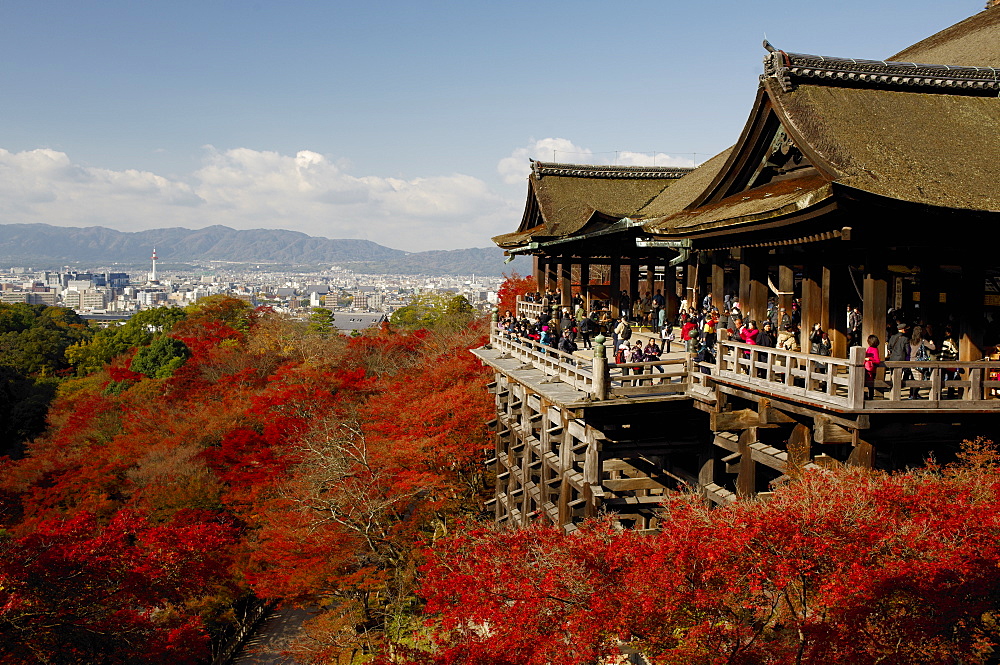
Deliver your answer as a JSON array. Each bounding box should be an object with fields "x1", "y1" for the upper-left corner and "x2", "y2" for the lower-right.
[{"x1": 0, "y1": 224, "x2": 530, "y2": 276}]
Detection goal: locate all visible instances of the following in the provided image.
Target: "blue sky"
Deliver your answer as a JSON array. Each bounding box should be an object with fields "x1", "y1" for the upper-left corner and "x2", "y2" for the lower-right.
[{"x1": 0, "y1": 1, "x2": 981, "y2": 251}]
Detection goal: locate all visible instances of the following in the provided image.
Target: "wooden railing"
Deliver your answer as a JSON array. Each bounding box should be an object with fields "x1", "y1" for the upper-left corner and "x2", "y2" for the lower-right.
[
  {"x1": 491, "y1": 329, "x2": 599, "y2": 394},
  {"x1": 493, "y1": 322, "x2": 1000, "y2": 411},
  {"x1": 608, "y1": 358, "x2": 688, "y2": 397},
  {"x1": 873, "y1": 361, "x2": 1000, "y2": 408},
  {"x1": 515, "y1": 298, "x2": 545, "y2": 320},
  {"x1": 715, "y1": 340, "x2": 1000, "y2": 410},
  {"x1": 715, "y1": 341, "x2": 865, "y2": 409},
  {"x1": 491, "y1": 325, "x2": 688, "y2": 401}
]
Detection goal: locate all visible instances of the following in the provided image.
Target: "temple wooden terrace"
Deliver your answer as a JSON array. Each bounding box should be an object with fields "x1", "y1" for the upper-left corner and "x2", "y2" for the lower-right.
[{"x1": 477, "y1": 6, "x2": 1000, "y2": 531}]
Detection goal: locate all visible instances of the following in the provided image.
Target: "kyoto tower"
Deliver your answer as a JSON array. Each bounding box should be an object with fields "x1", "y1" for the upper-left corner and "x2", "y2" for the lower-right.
[{"x1": 149, "y1": 247, "x2": 158, "y2": 283}]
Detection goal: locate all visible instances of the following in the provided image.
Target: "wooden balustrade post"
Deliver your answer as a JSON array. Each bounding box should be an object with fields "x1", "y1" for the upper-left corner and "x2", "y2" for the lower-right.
[
  {"x1": 592, "y1": 334, "x2": 608, "y2": 400},
  {"x1": 848, "y1": 345, "x2": 866, "y2": 409}
]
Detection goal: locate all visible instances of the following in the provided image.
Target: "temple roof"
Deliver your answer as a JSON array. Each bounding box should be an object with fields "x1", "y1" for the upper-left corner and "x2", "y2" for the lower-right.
[
  {"x1": 768, "y1": 77, "x2": 1000, "y2": 212},
  {"x1": 492, "y1": 161, "x2": 691, "y2": 249},
  {"x1": 890, "y1": 7, "x2": 1000, "y2": 66}
]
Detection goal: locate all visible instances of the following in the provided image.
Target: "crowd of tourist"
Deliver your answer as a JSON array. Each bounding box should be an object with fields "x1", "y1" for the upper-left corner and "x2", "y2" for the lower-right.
[{"x1": 505, "y1": 289, "x2": 971, "y2": 398}]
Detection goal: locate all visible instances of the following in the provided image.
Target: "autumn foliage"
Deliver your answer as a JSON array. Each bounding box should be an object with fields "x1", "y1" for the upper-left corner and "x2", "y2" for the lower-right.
[
  {"x1": 405, "y1": 441, "x2": 1000, "y2": 665},
  {"x1": 0, "y1": 296, "x2": 494, "y2": 663},
  {"x1": 495, "y1": 271, "x2": 535, "y2": 316},
  {"x1": 8, "y1": 279, "x2": 1000, "y2": 665}
]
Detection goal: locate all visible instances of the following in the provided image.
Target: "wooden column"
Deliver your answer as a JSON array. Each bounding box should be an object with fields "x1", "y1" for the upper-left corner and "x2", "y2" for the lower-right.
[
  {"x1": 778, "y1": 263, "x2": 794, "y2": 321},
  {"x1": 545, "y1": 259, "x2": 558, "y2": 295},
  {"x1": 736, "y1": 428, "x2": 758, "y2": 497},
  {"x1": 532, "y1": 256, "x2": 544, "y2": 293},
  {"x1": 959, "y1": 263, "x2": 986, "y2": 360},
  {"x1": 666, "y1": 264, "x2": 680, "y2": 320},
  {"x1": 861, "y1": 258, "x2": 888, "y2": 349},
  {"x1": 826, "y1": 260, "x2": 850, "y2": 357},
  {"x1": 686, "y1": 255, "x2": 699, "y2": 311},
  {"x1": 746, "y1": 250, "x2": 768, "y2": 323},
  {"x1": 738, "y1": 250, "x2": 751, "y2": 314},
  {"x1": 711, "y1": 251, "x2": 726, "y2": 311},
  {"x1": 628, "y1": 259, "x2": 640, "y2": 304},
  {"x1": 559, "y1": 256, "x2": 572, "y2": 307},
  {"x1": 645, "y1": 262, "x2": 656, "y2": 301},
  {"x1": 609, "y1": 258, "x2": 621, "y2": 318},
  {"x1": 579, "y1": 259, "x2": 590, "y2": 310},
  {"x1": 800, "y1": 261, "x2": 823, "y2": 348}
]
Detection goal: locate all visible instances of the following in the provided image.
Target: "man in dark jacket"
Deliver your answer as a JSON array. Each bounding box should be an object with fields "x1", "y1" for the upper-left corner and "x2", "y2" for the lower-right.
[
  {"x1": 558, "y1": 330, "x2": 578, "y2": 356},
  {"x1": 886, "y1": 323, "x2": 910, "y2": 361}
]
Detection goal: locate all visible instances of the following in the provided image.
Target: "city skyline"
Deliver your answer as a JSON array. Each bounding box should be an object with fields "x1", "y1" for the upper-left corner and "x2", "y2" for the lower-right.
[{"x1": 0, "y1": 1, "x2": 979, "y2": 251}]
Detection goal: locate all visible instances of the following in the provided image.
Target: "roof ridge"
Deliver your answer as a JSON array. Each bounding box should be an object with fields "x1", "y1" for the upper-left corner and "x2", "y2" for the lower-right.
[
  {"x1": 531, "y1": 160, "x2": 693, "y2": 180},
  {"x1": 761, "y1": 43, "x2": 1000, "y2": 94}
]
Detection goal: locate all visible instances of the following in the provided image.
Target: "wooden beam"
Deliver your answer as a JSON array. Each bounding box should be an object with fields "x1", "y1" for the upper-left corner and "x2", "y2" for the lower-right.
[
  {"x1": 848, "y1": 429, "x2": 875, "y2": 469},
  {"x1": 736, "y1": 428, "x2": 758, "y2": 497},
  {"x1": 759, "y1": 398, "x2": 796, "y2": 425},
  {"x1": 786, "y1": 422, "x2": 812, "y2": 475},
  {"x1": 703, "y1": 483, "x2": 738, "y2": 505},
  {"x1": 715, "y1": 385, "x2": 870, "y2": 430},
  {"x1": 709, "y1": 408, "x2": 759, "y2": 431},
  {"x1": 812, "y1": 414, "x2": 854, "y2": 444},
  {"x1": 603, "y1": 477, "x2": 669, "y2": 492}
]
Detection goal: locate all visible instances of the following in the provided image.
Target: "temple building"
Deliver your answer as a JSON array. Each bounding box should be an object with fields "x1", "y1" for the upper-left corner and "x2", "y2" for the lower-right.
[{"x1": 475, "y1": 6, "x2": 1000, "y2": 530}]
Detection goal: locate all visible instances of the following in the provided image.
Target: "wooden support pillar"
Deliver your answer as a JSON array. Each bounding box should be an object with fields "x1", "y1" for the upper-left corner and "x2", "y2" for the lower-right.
[
  {"x1": 610, "y1": 259, "x2": 621, "y2": 318},
  {"x1": 738, "y1": 250, "x2": 751, "y2": 314},
  {"x1": 959, "y1": 263, "x2": 986, "y2": 360},
  {"x1": 628, "y1": 259, "x2": 640, "y2": 304},
  {"x1": 686, "y1": 255, "x2": 699, "y2": 312},
  {"x1": 583, "y1": 431, "x2": 601, "y2": 519},
  {"x1": 826, "y1": 260, "x2": 851, "y2": 357},
  {"x1": 800, "y1": 261, "x2": 823, "y2": 349},
  {"x1": 579, "y1": 260, "x2": 590, "y2": 309},
  {"x1": 664, "y1": 264, "x2": 680, "y2": 321},
  {"x1": 862, "y1": 259, "x2": 888, "y2": 351},
  {"x1": 736, "y1": 428, "x2": 758, "y2": 497},
  {"x1": 778, "y1": 263, "x2": 794, "y2": 322},
  {"x1": 532, "y1": 256, "x2": 544, "y2": 294},
  {"x1": 787, "y1": 423, "x2": 812, "y2": 476},
  {"x1": 711, "y1": 251, "x2": 726, "y2": 312},
  {"x1": 645, "y1": 262, "x2": 656, "y2": 302},
  {"x1": 559, "y1": 256, "x2": 572, "y2": 308},
  {"x1": 746, "y1": 249, "x2": 768, "y2": 323},
  {"x1": 545, "y1": 260, "x2": 558, "y2": 295},
  {"x1": 556, "y1": 411, "x2": 572, "y2": 529},
  {"x1": 848, "y1": 429, "x2": 874, "y2": 469}
]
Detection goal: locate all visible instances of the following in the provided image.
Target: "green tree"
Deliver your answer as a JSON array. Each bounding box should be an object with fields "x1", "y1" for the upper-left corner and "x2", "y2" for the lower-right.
[
  {"x1": 390, "y1": 294, "x2": 476, "y2": 329},
  {"x1": 66, "y1": 308, "x2": 187, "y2": 376},
  {"x1": 130, "y1": 337, "x2": 191, "y2": 379},
  {"x1": 308, "y1": 307, "x2": 335, "y2": 334}
]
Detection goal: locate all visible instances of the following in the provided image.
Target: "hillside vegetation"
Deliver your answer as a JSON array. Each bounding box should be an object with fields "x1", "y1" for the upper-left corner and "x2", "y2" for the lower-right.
[{"x1": 0, "y1": 297, "x2": 493, "y2": 663}]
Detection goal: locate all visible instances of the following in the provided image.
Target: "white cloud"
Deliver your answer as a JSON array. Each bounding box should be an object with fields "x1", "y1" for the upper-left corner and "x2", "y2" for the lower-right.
[
  {"x1": 497, "y1": 138, "x2": 593, "y2": 185},
  {"x1": 0, "y1": 147, "x2": 519, "y2": 251},
  {"x1": 615, "y1": 151, "x2": 696, "y2": 168},
  {"x1": 497, "y1": 139, "x2": 697, "y2": 185}
]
